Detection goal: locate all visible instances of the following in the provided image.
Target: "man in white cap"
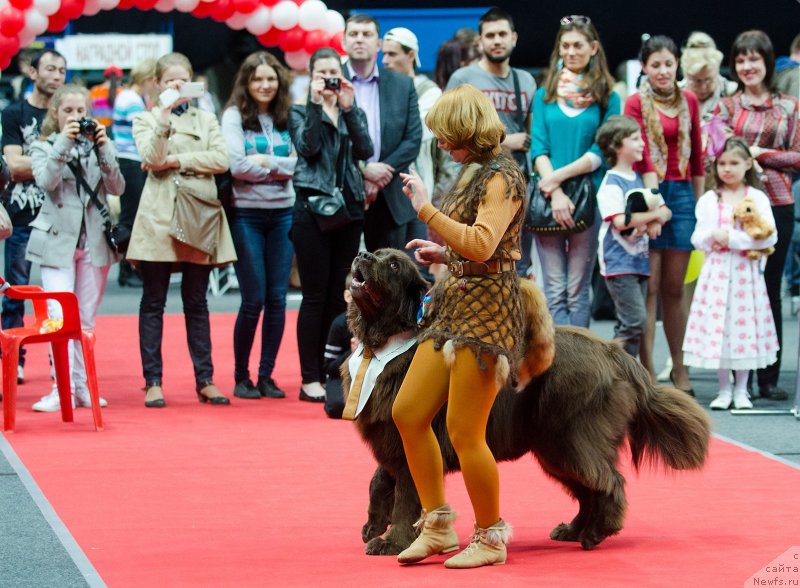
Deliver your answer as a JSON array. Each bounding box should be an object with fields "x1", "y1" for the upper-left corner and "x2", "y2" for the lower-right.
[{"x1": 382, "y1": 27, "x2": 456, "y2": 220}]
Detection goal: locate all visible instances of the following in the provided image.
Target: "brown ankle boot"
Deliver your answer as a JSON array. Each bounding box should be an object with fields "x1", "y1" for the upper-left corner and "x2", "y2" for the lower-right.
[
  {"x1": 444, "y1": 519, "x2": 511, "y2": 569},
  {"x1": 397, "y1": 505, "x2": 459, "y2": 564}
]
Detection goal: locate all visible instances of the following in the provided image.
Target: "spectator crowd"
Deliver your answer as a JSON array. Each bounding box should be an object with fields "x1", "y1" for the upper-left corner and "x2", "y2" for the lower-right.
[{"x1": 1, "y1": 7, "x2": 799, "y2": 417}]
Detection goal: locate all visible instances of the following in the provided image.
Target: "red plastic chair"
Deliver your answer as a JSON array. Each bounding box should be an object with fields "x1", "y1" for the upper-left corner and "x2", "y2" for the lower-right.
[{"x1": 0, "y1": 276, "x2": 103, "y2": 432}]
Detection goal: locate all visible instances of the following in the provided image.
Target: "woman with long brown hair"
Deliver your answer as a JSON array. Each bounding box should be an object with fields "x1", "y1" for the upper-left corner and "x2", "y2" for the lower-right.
[
  {"x1": 624, "y1": 35, "x2": 705, "y2": 393},
  {"x1": 221, "y1": 51, "x2": 297, "y2": 400},
  {"x1": 531, "y1": 15, "x2": 620, "y2": 328}
]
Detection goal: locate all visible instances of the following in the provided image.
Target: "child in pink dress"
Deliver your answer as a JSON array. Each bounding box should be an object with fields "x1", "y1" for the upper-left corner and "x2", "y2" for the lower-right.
[{"x1": 682, "y1": 138, "x2": 778, "y2": 410}]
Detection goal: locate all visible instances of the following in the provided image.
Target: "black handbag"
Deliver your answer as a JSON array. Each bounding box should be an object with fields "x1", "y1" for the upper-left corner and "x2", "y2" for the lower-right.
[
  {"x1": 306, "y1": 135, "x2": 353, "y2": 233},
  {"x1": 67, "y1": 159, "x2": 129, "y2": 254},
  {"x1": 525, "y1": 174, "x2": 597, "y2": 234}
]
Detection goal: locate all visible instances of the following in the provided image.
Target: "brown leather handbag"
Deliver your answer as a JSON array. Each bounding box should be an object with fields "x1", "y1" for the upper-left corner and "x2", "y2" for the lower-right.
[{"x1": 168, "y1": 176, "x2": 223, "y2": 255}]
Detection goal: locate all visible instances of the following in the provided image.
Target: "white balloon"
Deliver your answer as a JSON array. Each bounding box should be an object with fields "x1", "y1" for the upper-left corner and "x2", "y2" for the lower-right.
[
  {"x1": 271, "y1": 0, "x2": 298, "y2": 31},
  {"x1": 244, "y1": 6, "x2": 271, "y2": 35},
  {"x1": 321, "y1": 9, "x2": 344, "y2": 35},
  {"x1": 17, "y1": 28, "x2": 37, "y2": 48},
  {"x1": 82, "y1": 0, "x2": 102, "y2": 16},
  {"x1": 98, "y1": 0, "x2": 120, "y2": 9},
  {"x1": 24, "y1": 8, "x2": 49, "y2": 35},
  {"x1": 284, "y1": 49, "x2": 309, "y2": 72},
  {"x1": 225, "y1": 11, "x2": 249, "y2": 30},
  {"x1": 298, "y1": 0, "x2": 326, "y2": 31},
  {"x1": 33, "y1": 0, "x2": 59, "y2": 16},
  {"x1": 173, "y1": 0, "x2": 199, "y2": 13},
  {"x1": 153, "y1": 0, "x2": 175, "y2": 12}
]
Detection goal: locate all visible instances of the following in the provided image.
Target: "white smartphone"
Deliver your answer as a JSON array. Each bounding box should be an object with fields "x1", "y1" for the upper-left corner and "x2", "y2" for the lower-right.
[
  {"x1": 180, "y1": 82, "x2": 205, "y2": 99},
  {"x1": 158, "y1": 88, "x2": 180, "y2": 108}
]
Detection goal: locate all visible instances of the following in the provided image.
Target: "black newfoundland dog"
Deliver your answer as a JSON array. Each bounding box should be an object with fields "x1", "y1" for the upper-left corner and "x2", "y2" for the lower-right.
[{"x1": 345, "y1": 249, "x2": 710, "y2": 555}]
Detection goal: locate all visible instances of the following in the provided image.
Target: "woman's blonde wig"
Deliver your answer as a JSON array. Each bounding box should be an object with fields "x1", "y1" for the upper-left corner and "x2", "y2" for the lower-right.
[{"x1": 425, "y1": 84, "x2": 505, "y2": 156}]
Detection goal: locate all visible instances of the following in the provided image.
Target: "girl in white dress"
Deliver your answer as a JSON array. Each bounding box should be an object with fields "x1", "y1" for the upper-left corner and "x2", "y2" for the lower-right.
[{"x1": 682, "y1": 138, "x2": 778, "y2": 409}]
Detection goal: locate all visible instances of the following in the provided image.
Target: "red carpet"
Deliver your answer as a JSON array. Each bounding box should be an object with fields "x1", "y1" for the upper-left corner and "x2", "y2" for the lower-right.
[{"x1": 3, "y1": 313, "x2": 799, "y2": 587}]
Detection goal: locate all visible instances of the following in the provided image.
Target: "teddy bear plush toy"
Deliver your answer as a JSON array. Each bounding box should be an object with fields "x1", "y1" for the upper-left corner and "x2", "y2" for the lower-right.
[{"x1": 732, "y1": 196, "x2": 775, "y2": 260}]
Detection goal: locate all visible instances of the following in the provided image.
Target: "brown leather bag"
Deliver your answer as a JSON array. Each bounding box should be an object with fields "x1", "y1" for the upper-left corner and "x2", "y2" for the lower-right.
[{"x1": 168, "y1": 177, "x2": 223, "y2": 255}]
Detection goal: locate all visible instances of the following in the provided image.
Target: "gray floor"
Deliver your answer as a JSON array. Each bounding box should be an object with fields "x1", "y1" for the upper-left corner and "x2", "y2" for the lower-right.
[{"x1": 1, "y1": 262, "x2": 798, "y2": 587}]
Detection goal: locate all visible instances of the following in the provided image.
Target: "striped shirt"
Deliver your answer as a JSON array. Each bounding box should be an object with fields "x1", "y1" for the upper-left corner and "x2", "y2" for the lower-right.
[
  {"x1": 112, "y1": 88, "x2": 147, "y2": 161},
  {"x1": 715, "y1": 92, "x2": 800, "y2": 206}
]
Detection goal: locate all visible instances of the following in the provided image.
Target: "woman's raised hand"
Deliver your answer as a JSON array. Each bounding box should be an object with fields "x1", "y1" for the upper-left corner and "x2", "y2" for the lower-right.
[
  {"x1": 399, "y1": 170, "x2": 429, "y2": 212},
  {"x1": 337, "y1": 78, "x2": 355, "y2": 111},
  {"x1": 309, "y1": 78, "x2": 325, "y2": 104},
  {"x1": 62, "y1": 118, "x2": 81, "y2": 140}
]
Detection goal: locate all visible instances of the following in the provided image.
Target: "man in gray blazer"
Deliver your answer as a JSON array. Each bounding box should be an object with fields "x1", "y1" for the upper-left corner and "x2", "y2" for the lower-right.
[{"x1": 343, "y1": 14, "x2": 423, "y2": 252}]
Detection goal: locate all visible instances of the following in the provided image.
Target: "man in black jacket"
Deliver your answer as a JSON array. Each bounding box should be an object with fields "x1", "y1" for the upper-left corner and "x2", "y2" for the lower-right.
[{"x1": 343, "y1": 13, "x2": 423, "y2": 252}]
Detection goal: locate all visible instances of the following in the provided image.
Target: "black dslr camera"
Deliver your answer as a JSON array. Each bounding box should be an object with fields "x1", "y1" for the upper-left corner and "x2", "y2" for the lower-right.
[
  {"x1": 324, "y1": 77, "x2": 341, "y2": 91},
  {"x1": 77, "y1": 117, "x2": 98, "y2": 139}
]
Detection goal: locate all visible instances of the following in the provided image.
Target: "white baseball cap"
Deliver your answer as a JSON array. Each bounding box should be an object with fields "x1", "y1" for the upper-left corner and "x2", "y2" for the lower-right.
[{"x1": 383, "y1": 27, "x2": 421, "y2": 67}]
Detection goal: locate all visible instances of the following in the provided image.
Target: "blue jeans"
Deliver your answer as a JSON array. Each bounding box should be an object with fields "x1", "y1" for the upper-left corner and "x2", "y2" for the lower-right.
[
  {"x1": 230, "y1": 207, "x2": 294, "y2": 383},
  {"x1": 535, "y1": 218, "x2": 600, "y2": 327},
  {"x1": 1, "y1": 225, "x2": 33, "y2": 365}
]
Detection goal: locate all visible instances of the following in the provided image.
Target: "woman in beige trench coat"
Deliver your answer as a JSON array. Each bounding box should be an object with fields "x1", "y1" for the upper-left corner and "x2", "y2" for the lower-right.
[{"x1": 129, "y1": 52, "x2": 236, "y2": 408}]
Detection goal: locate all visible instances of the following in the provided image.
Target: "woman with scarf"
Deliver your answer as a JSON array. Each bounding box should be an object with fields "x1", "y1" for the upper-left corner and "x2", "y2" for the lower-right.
[
  {"x1": 714, "y1": 30, "x2": 800, "y2": 401},
  {"x1": 530, "y1": 15, "x2": 619, "y2": 327},
  {"x1": 624, "y1": 35, "x2": 704, "y2": 392}
]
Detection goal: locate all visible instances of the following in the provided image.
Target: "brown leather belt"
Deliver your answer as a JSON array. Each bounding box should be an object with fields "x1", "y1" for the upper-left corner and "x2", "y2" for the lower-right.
[
  {"x1": 179, "y1": 171, "x2": 211, "y2": 178},
  {"x1": 448, "y1": 259, "x2": 516, "y2": 277}
]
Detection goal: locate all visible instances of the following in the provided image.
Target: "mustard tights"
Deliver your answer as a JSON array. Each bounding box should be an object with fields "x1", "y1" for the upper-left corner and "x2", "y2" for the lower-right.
[{"x1": 392, "y1": 338, "x2": 501, "y2": 528}]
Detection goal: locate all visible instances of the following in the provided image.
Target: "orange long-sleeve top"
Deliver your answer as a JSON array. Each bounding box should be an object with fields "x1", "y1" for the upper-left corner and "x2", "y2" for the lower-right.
[{"x1": 417, "y1": 173, "x2": 522, "y2": 263}]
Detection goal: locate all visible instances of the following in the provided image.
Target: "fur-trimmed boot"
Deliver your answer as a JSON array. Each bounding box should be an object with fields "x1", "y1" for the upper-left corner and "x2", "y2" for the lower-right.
[
  {"x1": 397, "y1": 505, "x2": 459, "y2": 564},
  {"x1": 444, "y1": 519, "x2": 511, "y2": 569}
]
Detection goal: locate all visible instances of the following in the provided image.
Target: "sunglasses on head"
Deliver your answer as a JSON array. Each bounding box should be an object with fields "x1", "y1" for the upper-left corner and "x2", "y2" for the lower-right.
[{"x1": 560, "y1": 15, "x2": 591, "y2": 26}]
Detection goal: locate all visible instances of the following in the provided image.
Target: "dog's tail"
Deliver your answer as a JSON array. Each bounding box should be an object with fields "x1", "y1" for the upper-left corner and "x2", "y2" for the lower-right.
[
  {"x1": 516, "y1": 279, "x2": 555, "y2": 390},
  {"x1": 618, "y1": 351, "x2": 711, "y2": 471}
]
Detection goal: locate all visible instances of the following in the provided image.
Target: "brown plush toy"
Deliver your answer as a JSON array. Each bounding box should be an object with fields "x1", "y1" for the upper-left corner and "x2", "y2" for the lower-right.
[{"x1": 732, "y1": 196, "x2": 775, "y2": 260}]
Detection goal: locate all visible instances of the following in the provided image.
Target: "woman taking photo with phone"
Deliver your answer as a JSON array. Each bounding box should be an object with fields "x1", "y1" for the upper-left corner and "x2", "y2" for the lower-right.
[
  {"x1": 287, "y1": 47, "x2": 373, "y2": 403},
  {"x1": 624, "y1": 36, "x2": 704, "y2": 393},
  {"x1": 129, "y1": 52, "x2": 236, "y2": 408},
  {"x1": 530, "y1": 15, "x2": 619, "y2": 328},
  {"x1": 221, "y1": 52, "x2": 297, "y2": 401},
  {"x1": 26, "y1": 84, "x2": 124, "y2": 412}
]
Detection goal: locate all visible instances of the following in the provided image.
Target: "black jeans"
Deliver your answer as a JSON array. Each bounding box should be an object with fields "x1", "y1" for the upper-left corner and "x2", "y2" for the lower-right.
[
  {"x1": 292, "y1": 202, "x2": 362, "y2": 384},
  {"x1": 118, "y1": 158, "x2": 147, "y2": 230},
  {"x1": 139, "y1": 261, "x2": 213, "y2": 386},
  {"x1": 757, "y1": 203, "x2": 794, "y2": 389}
]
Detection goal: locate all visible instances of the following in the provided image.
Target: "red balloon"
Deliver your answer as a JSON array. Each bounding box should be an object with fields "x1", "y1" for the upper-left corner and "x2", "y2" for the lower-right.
[
  {"x1": 257, "y1": 27, "x2": 282, "y2": 48},
  {"x1": 330, "y1": 31, "x2": 345, "y2": 55},
  {"x1": 210, "y1": 0, "x2": 235, "y2": 22},
  {"x1": 232, "y1": 0, "x2": 258, "y2": 13},
  {"x1": 0, "y1": 7, "x2": 26, "y2": 36},
  {"x1": 191, "y1": 1, "x2": 215, "y2": 18},
  {"x1": 278, "y1": 26, "x2": 305, "y2": 53},
  {"x1": 0, "y1": 34, "x2": 21, "y2": 58},
  {"x1": 135, "y1": 0, "x2": 160, "y2": 10},
  {"x1": 47, "y1": 12, "x2": 70, "y2": 32},
  {"x1": 260, "y1": 0, "x2": 279, "y2": 6},
  {"x1": 0, "y1": 53, "x2": 12, "y2": 71},
  {"x1": 303, "y1": 28, "x2": 330, "y2": 55},
  {"x1": 60, "y1": 0, "x2": 85, "y2": 20},
  {"x1": 117, "y1": 0, "x2": 137, "y2": 10},
  {"x1": 8, "y1": 0, "x2": 34, "y2": 10}
]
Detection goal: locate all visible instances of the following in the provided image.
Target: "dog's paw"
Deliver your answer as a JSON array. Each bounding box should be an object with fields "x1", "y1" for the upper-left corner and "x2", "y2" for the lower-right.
[
  {"x1": 550, "y1": 523, "x2": 580, "y2": 542},
  {"x1": 365, "y1": 536, "x2": 405, "y2": 556},
  {"x1": 362, "y1": 521, "x2": 389, "y2": 543}
]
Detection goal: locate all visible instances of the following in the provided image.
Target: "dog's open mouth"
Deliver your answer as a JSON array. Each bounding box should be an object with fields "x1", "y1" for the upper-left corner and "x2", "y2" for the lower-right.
[
  {"x1": 350, "y1": 259, "x2": 382, "y2": 311},
  {"x1": 351, "y1": 265, "x2": 366, "y2": 289}
]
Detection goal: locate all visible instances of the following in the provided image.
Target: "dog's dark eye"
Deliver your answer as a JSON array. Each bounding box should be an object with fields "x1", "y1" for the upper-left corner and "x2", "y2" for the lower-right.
[{"x1": 389, "y1": 261, "x2": 399, "y2": 272}]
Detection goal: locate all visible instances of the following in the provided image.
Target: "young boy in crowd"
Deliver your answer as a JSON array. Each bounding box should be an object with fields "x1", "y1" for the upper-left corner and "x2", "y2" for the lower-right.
[
  {"x1": 595, "y1": 115, "x2": 672, "y2": 358},
  {"x1": 323, "y1": 273, "x2": 357, "y2": 419}
]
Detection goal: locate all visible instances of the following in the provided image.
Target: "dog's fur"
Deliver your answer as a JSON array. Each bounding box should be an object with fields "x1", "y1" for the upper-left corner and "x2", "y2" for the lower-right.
[{"x1": 346, "y1": 249, "x2": 711, "y2": 555}]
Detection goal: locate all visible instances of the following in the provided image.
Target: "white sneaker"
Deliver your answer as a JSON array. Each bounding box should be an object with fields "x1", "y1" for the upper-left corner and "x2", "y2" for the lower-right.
[
  {"x1": 74, "y1": 390, "x2": 108, "y2": 408},
  {"x1": 32, "y1": 389, "x2": 75, "y2": 412},
  {"x1": 733, "y1": 391, "x2": 753, "y2": 410},
  {"x1": 709, "y1": 390, "x2": 733, "y2": 410},
  {"x1": 17, "y1": 365, "x2": 24, "y2": 384}
]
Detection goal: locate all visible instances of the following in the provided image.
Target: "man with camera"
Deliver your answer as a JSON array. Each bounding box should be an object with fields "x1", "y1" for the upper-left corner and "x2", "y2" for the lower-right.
[
  {"x1": 1, "y1": 49, "x2": 67, "y2": 384},
  {"x1": 342, "y1": 13, "x2": 422, "y2": 252}
]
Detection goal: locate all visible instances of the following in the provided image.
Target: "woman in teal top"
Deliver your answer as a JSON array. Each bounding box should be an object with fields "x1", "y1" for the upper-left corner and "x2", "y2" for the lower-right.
[{"x1": 530, "y1": 15, "x2": 619, "y2": 327}]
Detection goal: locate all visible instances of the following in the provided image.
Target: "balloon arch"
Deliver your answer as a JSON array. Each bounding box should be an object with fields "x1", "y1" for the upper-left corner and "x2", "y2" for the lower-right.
[{"x1": 0, "y1": 0, "x2": 346, "y2": 71}]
